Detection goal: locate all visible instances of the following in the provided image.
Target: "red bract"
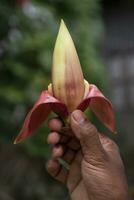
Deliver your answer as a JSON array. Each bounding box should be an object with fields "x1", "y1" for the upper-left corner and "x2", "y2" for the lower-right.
[
  {"x1": 14, "y1": 84, "x2": 116, "y2": 144},
  {"x1": 14, "y1": 20, "x2": 116, "y2": 144}
]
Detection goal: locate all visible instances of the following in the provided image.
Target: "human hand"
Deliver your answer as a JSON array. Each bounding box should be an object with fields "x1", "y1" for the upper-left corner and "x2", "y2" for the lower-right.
[{"x1": 47, "y1": 110, "x2": 130, "y2": 200}]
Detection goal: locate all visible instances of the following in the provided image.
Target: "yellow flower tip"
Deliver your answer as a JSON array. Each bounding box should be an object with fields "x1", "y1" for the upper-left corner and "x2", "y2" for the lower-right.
[
  {"x1": 84, "y1": 80, "x2": 90, "y2": 99},
  {"x1": 13, "y1": 138, "x2": 22, "y2": 144},
  {"x1": 60, "y1": 19, "x2": 67, "y2": 30},
  {"x1": 60, "y1": 19, "x2": 65, "y2": 26},
  {"x1": 13, "y1": 140, "x2": 17, "y2": 144},
  {"x1": 48, "y1": 83, "x2": 53, "y2": 95},
  {"x1": 59, "y1": 19, "x2": 70, "y2": 37},
  {"x1": 52, "y1": 20, "x2": 85, "y2": 112},
  {"x1": 54, "y1": 19, "x2": 73, "y2": 53}
]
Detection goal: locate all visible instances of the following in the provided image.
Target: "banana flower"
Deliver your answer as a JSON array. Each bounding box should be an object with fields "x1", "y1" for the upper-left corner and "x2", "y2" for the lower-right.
[{"x1": 14, "y1": 20, "x2": 116, "y2": 144}]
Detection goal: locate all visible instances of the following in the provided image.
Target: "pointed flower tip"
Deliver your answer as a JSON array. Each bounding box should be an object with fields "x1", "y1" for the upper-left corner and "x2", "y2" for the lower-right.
[
  {"x1": 13, "y1": 140, "x2": 17, "y2": 144},
  {"x1": 60, "y1": 19, "x2": 67, "y2": 28},
  {"x1": 56, "y1": 19, "x2": 71, "y2": 44},
  {"x1": 13, "y1": 138, "x2": 21, "y2": 144},
  {"x1": 60, "y1": 19, "x2": 65, "y2": 26},
  {"x1": 52, "y1": 19, "x2": 85, "y2": 112},
  {"x1": 60, "y1": 19, "x2": 68, "y2": 33}
]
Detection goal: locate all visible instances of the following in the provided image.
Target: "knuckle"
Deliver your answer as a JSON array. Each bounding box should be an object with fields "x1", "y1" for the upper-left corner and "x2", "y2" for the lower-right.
[
  {"x1": 109, "y1": 140, "x2": 119, "y2": 151},
  {"x1": 102, "y1": 137, "x2": 119, "y2": 152},
  {"x1": 107, "y1": 139, "x2": 117, "y2": 148}
]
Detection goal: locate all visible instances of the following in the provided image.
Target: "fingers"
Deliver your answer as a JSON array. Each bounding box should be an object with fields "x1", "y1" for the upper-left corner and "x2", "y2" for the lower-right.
[
  {"x1": 48, "y1": 117, "x2": 73, "y2": 136},
  {"x1": 48, "y1": 117, "x2": 63, "y2": 132},
  {"x1": 47, "y1": 134, "x2": 76, "y2": 164},
  {"x1": 47, "y1": 130, "x2": 78, "y2": 165},
  {"x1": 51, "y1": 144, "x2": 76, "y2": 164},
  {"x1": 70, "y1": 110, "x2": 106, "y2": 164},
  {"x1": 47, "y1": 132, "x2": 60, "y2": 144},
  {"x1": 47, "y1": 128, "x2": 80, "y2": 148},
  {"x1": 46, "y1": 145, "x2": 76, "y2": 184},
  {"x1": 62, "y1": 149, "x2": 76, "y2": 164},
  {"x1": 47, "y1": 159, "x2": 68, "y2": 184},
  {"x1": 52, "y1": 144, "x2": 65, "y2": 158},
  {"x1": 47, "y1": 159, "x2": 60, "y2": 177},
  {"x1": 47, "y1": 116, "x2": 81, "y2": 184},
  {"x1": 47, "y1": 131, "x2": 69, "y2": 145}
]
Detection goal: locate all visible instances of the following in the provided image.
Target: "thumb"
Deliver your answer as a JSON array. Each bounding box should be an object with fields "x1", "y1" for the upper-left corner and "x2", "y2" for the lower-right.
[{"x1": 70, "y1": 110, "x2": 106, "y2": 163}]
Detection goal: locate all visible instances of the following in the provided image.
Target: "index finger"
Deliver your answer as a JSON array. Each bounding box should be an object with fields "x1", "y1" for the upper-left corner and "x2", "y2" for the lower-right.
[
  {"x1": 48, "y1": 117, "x2": 74, "y2": 137},
  {"x1": 48, "y1": 117, "x2": 63, "y2": 132}
]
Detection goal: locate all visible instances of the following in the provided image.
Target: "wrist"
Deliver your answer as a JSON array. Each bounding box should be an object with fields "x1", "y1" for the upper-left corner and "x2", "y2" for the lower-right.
[
  {"x1": 70, "y1": 185, "x2": 89, "y2": 200},
  {"x1": 116, "y1": 191, "x2": 131, "y2": 200},
  {"x1": 71, "y1": 192, "x2": 89, "y2": 200},
  {"x1": 117, "y1": 181, "x2": 132, "y2": 200}
]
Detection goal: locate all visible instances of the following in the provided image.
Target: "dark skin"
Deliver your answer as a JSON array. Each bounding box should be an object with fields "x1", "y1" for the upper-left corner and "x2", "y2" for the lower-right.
[{"x1": 46, "y1": 110, "x2": 131, "y2": 200}]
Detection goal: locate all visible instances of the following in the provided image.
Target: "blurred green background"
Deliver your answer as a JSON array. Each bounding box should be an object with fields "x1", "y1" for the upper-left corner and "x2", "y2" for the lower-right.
[{"x1": 0, "y1": 0, "x2": 134, "y2": 199}]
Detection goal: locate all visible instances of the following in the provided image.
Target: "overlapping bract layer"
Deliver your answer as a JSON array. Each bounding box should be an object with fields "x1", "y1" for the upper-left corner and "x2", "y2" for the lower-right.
[
  {"x1": 14, "y1": 20, "x2": 116, "y2": 144},
  {"x1": 14, "y1": 84, "x2": 116, "y2": 143}
]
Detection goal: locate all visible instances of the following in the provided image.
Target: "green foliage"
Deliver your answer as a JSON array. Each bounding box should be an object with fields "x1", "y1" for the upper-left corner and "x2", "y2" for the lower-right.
[{"x1": 0, "y1": 0, "x2": 105, "y2": 156}]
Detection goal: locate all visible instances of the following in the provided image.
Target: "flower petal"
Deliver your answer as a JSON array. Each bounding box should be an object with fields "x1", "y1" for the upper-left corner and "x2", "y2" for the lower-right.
[
  {"x1": 14, "y1": 91, "x2": 68, "y2": 143},
  {"x1": 78, "y1": 84, "x2": 116, "y2": 132}
]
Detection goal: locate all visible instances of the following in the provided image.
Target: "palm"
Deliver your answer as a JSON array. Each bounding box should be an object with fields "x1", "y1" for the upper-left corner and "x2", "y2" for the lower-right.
[{"x1": 66, "y1": 149, "x2": 89, "y2": 199}]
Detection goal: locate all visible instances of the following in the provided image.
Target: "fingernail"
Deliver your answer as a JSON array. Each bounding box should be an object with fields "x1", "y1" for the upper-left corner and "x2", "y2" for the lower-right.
[{"x1": 72, "y1": 110, "x2": 86, "y2": 124}]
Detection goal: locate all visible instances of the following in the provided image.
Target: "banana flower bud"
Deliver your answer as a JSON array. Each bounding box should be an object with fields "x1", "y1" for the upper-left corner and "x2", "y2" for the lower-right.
[
  {"x1": 14, "y1": 20, "x2": 116, "y2": 144},
  {"x1": 52, "y1": 20, "x2": 85, "y2": 112}
]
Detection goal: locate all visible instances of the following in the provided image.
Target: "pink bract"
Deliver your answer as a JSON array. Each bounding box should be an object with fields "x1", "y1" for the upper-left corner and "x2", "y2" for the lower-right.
[{"x1": 14, "y1": 84, "x2": 116, "y2": 144}]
